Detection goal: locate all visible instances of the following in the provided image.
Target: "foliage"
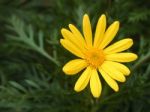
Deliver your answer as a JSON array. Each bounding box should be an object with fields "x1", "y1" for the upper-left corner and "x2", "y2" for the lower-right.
[{"x1": 0, "y1": 0, "x2": 150, "y2": 112}]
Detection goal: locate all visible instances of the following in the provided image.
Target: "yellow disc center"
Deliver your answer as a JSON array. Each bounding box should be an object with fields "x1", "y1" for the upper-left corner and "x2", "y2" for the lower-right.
[{"x1": 84, "y1": 48, "x2": 105, "y2": 68}]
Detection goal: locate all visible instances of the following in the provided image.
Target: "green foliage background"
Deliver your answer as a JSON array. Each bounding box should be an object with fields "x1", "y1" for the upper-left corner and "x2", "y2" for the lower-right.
[{"x1": 0, "y1": 0, "x2": 150, "y2": 112}]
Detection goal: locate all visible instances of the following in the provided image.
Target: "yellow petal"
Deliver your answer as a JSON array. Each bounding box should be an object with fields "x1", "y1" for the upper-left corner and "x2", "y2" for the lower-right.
[
  {"x1": 99, "y1": 21, "x2": 119, "y2": 49},
  {"x1": 104, "y1": 61, "x2": 130, "y2": 76},
  {"x1": 61, "y1": 28, "x2": 86, "y2": 52},
  {"x1": 83, "y1": 14, "x2": 92, "y2": 47},
  {"x1": 90, "y1": 69, "x2": 102, "y2": 98},
  {"x1": 61, "y1": 28, "x2": 73, "y2": 40},
  {"x1": 60, "y1": 39, "x2": 84, "y2": 58},
  {"x1": 74, "y1": 67, "x2": 91, "y2": 92},
  {"x1": 94, "y1": 14, "x2": 106, "y2": 48},
  {"x1": 69, "y1": 24, "x2": 86, "y2": 47},
  {"x1": 98, "y1": 67, "x2": 119, "y2": 92},
  {"x1": 101, "y1": 62, "x2": 126, "y2": 82},
  {"x1": 63, "y1": 59, "x2": 88, "y2": 75},
  {"x1": 104, "y1": 38, "x2": 133, "y2": 54},
  {"x1": 106, "y1": 53, "x2": 138, "y2": 62}
]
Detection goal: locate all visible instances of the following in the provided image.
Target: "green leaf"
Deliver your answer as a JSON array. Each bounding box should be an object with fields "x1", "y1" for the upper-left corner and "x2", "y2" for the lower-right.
[
  {"x1": 6, "y1": 15, "x2": 60, "y2": 66},
  {"x1": 9, "y1": 81, "x2": 27, "y2": 93}
]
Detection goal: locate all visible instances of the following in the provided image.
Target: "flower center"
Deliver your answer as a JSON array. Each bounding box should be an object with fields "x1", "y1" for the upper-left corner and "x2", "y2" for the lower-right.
[{"x1": 84, "y1": 48, "x2": 105, "y2": 68}]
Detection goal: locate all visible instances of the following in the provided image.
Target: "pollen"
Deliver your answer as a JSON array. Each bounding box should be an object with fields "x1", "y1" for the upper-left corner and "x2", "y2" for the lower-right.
[{"x1": 84, "y1": 48, "x2": 105, "y2": 68}]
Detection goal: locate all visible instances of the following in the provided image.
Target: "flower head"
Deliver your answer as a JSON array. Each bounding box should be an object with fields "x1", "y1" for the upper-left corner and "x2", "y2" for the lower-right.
[{"x1": 60, "y1": 14, "x2": 138, "y2": 98}]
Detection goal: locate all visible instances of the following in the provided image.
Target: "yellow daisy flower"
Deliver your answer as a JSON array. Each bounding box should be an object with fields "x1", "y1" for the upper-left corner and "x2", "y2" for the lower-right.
[{"x1": 60, "y1": 14, "x2": 138, "y2": 98}]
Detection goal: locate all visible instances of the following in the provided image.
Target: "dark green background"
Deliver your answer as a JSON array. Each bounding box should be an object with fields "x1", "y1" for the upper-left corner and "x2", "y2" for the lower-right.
[{"x1": 0, "y1": 0, "x2": 150, "y2": 112}]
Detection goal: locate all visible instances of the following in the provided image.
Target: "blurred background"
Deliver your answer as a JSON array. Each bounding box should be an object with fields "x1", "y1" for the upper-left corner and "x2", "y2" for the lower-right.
[{"x1": 0, "y1": 0, "x2": 150, "y2": 112}]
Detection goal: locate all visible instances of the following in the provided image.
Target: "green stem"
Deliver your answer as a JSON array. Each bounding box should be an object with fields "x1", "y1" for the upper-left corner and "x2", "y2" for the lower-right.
[
  {"x1": 41, "y1": 50, "x2": 60, "y2": 66},
  {"x1": 91, "y1": 99, "x2": 99, "y2": 112},
  {"x1": 27, "y1": 41, "x2": 60, "y2": 66}
]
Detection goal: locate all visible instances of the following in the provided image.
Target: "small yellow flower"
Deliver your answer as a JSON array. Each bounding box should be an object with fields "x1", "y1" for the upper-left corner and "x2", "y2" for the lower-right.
[{"x1": 60, "y1": 14, "x2": 138, "y2": 98}]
